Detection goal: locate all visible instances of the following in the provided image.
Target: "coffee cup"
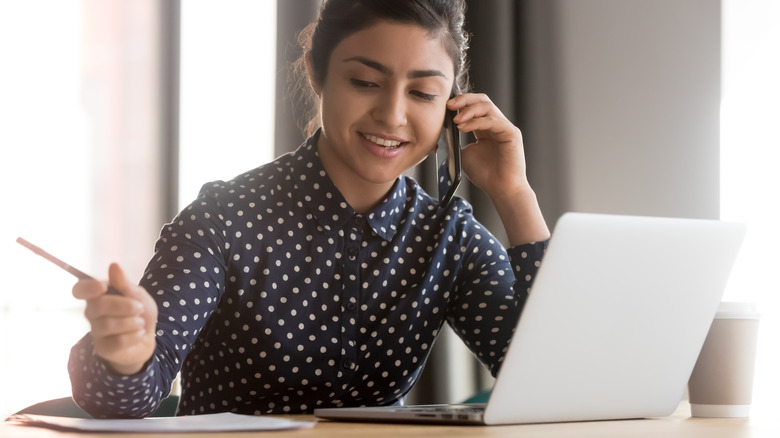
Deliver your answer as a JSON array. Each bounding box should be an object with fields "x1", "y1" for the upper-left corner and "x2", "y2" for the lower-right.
[{"x1": 688, "y1": 301, "x2": 760, "y2": 418}]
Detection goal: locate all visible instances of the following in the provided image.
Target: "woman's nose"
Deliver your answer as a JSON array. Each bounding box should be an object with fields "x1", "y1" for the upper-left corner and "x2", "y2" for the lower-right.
[{"x1": 371, "y1": 89, "x2": 407, "y2": 127}]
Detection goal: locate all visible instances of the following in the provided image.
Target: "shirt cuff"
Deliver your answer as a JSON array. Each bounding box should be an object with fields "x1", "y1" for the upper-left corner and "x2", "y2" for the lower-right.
[{"x1": 506, "y1": 239, "x2": 548, "y2": 266}]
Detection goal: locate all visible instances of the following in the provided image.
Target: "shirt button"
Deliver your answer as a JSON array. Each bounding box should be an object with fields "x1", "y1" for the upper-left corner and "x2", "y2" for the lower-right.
[
  {"x1": 342, "y1": 360, "x2": 353, "y2": 369},
  {"x1": 346, "y1": 302, "x2": 356, "y2": 311},
  {"x1": 355, "y1": 215, "x2": 364, "y2": 227},
  {"x1": 347, "y1": 248, "x2": 358, "y2": 260}
]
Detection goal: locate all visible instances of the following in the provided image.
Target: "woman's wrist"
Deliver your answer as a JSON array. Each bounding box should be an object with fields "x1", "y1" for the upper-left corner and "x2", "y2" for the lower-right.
[{"x1": 489, "y1": 184, "x2": 551, "y2": 247}]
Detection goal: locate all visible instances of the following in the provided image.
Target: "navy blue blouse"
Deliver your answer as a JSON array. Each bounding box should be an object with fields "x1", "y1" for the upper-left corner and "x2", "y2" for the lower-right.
[{"x1": 69, "y1": 133, "x2": 547, "y2": 418}]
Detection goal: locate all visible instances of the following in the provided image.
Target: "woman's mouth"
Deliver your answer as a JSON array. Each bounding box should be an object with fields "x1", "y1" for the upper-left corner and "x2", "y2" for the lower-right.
[{"x1": 363, "y1": 133, "x2": 403, "y2": 149}]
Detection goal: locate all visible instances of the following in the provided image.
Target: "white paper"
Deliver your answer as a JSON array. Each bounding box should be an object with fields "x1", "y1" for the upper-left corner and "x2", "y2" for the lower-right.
[{"x1": 5, "y1": 412, "x2": 315, "y2": 433}]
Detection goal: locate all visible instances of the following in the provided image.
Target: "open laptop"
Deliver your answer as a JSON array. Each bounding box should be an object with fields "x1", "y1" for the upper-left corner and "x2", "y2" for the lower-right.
[{"x1": 314, "y1": 212, "x2": 746, "y2": 425}]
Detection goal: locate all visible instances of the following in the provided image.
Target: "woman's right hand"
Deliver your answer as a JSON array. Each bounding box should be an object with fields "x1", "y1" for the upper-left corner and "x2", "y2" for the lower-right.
[{"x1": 72, "y1": 263, "x2": 158, "y2": 375}]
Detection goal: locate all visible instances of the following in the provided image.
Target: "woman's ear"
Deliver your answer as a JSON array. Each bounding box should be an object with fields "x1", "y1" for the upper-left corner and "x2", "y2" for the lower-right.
[{"x1": 304, "y1": 51, "x2": 321, "y2": 96}]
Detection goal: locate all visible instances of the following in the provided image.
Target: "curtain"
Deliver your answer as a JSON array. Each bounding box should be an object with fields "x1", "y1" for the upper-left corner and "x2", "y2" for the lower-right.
[{"x1": 411, "y1": 0, "x2": 546, "y2": 404}]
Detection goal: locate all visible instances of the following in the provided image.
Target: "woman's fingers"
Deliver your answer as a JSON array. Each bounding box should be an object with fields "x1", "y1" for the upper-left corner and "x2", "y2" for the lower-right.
[
  {"x1": 69, "y1": 263, "x2": 158, "y2": 374},
  {"x1": 448, "y1": 94, "x2": 518, "y2": 142},
  {"x1": 446, "y1": 92, "x2": 530, "y2": 198},
  {"x1": 458, "y1": 115, "x2": 519, "y2": 141},
  {"x1": 451, "y1": 100, "x2": 497, "y2": 125},
  {"x1": 90, "y1": 314, "x2": 146, "y2": 337},
  {"x1": 83, "y1": 294, "x2": 144, "y2": 321},
  {"x1": 447, "y1": 92, "x2": 491, "y2": 108},
  {"x1": 72, "y1": 278, "x2": 108, "y2": 300},
  {"x1": 108, "y1": 262, "x2": 134, "y2": 296},
  {"x1": 108, "y1": 263, "x2": 158, "y2": 319}
]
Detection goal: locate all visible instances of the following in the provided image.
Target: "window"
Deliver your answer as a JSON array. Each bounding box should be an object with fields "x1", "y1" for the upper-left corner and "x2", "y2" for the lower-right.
[
  {"x1": 0, "y1": 0, "x2": 277, "y2": 416},
  {"x1": 179, "y1": 1, "x2": 277, "y2": 208},
  {"x1": 720, "y1": 0, "x2": 780, "y2": 416},
  {"x1": 0, "y1": 0, "x2": 164, "y2": 414}
]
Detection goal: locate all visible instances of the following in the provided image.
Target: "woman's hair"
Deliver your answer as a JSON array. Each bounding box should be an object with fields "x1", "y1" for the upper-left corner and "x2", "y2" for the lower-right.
[{"x1": 291, "y1": 0, "x2": 470, "y2": 136}]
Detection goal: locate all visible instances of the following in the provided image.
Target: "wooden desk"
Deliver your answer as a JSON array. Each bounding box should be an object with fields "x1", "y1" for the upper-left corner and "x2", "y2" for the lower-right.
[{"x1": 3, "y1": 404, "x2": 779, "y2": 438}]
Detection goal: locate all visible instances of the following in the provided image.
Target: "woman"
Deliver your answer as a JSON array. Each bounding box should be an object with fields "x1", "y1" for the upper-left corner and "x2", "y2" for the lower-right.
[{"x1": 69, "y1": 0, "x2": 550, "y2": 418}]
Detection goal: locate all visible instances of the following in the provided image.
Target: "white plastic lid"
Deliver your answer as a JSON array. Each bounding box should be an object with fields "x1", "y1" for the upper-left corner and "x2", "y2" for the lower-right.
[{"x1": 715, "y1": 301, "x2": 760, "y2": 319}]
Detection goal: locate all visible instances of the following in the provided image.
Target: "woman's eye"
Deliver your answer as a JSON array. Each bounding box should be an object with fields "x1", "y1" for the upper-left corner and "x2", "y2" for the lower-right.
[
  {"x1": 411, "y1": 90, "x2": 437, "y2": 102},
  {"x1": 350, "y1": 79, "x2": 378, "y2": 88}
]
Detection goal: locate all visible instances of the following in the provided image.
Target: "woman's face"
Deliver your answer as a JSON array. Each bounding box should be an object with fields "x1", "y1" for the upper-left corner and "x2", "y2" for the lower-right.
[{"x1": 313, "y1": 21, "x2": 455, "y2": 198}]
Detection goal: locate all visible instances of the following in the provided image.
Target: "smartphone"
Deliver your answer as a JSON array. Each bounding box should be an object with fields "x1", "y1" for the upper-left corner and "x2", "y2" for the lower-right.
[{"x1": 436, "y1": 107, "x2": 462, "y2": 209}]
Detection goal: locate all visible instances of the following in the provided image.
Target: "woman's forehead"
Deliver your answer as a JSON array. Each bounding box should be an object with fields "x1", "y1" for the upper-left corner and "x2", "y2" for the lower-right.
[{"x1": 330, "y1": 21, "x2": 455, "y2": 78}]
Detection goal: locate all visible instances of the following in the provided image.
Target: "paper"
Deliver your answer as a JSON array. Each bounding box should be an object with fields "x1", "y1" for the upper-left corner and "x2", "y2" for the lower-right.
[{"x1": 5, "y1": 412, "x2": 315, "y2": 433}]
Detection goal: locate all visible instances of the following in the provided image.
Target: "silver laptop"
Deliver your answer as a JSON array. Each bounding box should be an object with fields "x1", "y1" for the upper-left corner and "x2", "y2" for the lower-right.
[{"x1": 314, "y1": 212, "x2": 746, "y2": 425}]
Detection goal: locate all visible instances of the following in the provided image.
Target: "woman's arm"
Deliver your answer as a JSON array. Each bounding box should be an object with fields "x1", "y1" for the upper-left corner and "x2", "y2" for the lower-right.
[
  {"x1": 68, "y1": 184, "x2": 229, "y2": 418},
  {"x1": 445, "y1": 218, "x2": 547, "y2": 376}
]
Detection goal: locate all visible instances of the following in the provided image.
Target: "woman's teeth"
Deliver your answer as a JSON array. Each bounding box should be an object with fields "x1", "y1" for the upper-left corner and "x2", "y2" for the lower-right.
[{"x1": 364, "y1": 134, "x2": 402, "y2": 149}]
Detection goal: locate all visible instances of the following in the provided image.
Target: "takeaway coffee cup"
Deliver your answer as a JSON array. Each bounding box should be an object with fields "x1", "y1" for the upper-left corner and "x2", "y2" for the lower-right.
[{"x1": 688, "y1": 302, "x2": 760, "y2": 418}]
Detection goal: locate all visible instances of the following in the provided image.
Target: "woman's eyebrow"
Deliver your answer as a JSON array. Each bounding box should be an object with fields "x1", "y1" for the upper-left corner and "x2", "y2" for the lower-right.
[{"x1": 343, "y1": 56, "x2": 449, "y2": 80}]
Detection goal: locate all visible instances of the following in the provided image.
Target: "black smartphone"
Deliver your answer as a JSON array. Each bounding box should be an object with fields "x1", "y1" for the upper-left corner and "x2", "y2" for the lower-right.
[{"x1": 436, "y1": 107, "x2": 462, "y2": 209}]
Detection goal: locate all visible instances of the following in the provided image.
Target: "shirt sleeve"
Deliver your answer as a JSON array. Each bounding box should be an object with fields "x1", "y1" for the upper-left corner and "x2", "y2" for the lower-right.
[
  {"x1": 68, "y1": 182, "x2": 229, "y2": 418},
  {"x1": 445, "y1": 224, "x2": 548, "y2": 377}
]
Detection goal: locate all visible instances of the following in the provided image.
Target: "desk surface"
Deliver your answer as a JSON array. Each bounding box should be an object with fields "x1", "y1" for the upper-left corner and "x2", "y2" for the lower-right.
[{"x1": 3, "y1": 404, "x2": 779, "y2": 438}]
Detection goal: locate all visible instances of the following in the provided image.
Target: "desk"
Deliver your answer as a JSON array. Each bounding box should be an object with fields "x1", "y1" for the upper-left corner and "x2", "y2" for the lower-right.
[{"x1": 3, "y1": 404, "x2": 779, "y2": 438}]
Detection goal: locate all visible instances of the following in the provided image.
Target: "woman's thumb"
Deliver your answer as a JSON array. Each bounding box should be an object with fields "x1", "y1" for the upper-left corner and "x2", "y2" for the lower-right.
[{"x1": 107, "y1": 262, "x2": 131, "y2": 296}]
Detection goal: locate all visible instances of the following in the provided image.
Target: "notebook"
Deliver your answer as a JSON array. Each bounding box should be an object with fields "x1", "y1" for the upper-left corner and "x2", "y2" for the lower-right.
[{"x1": 314, "y1": 212, "x2": 746, "y2": 425}]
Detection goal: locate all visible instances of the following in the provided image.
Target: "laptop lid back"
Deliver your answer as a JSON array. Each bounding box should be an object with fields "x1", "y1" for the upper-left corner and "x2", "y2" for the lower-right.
[{"x1": 484, "y1": 213, "x2": 746, "y2": 425}]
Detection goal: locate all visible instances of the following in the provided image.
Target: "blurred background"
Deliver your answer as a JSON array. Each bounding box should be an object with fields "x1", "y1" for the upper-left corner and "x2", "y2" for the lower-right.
[{"x1": 0, "y1": 0, "x2": 778, "y2": 417}]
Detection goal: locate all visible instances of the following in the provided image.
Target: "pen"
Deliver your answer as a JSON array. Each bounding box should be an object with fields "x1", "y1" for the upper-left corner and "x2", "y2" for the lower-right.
[{"x1": 16, "y1": 236, "x2": 121, "y2": 295}]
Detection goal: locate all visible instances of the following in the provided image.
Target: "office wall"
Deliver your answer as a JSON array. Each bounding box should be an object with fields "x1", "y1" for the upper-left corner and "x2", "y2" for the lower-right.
[{"x1": 524, "y1": 0, "x2": 721, "y2": 223}]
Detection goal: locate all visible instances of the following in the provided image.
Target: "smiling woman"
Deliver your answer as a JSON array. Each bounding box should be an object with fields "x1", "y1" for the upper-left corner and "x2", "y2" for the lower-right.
[
  {"x1": 65, "y1": 0, "x2": 550, "y2": 419},
  {"x1": 313, "y1": 22, "x2": 455, "y2": 212}
]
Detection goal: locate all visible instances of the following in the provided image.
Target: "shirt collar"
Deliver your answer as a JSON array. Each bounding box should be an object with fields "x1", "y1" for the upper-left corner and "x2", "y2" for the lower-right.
[{"x1": 289, "y1": 131, "x2": 407, "y2": 241}]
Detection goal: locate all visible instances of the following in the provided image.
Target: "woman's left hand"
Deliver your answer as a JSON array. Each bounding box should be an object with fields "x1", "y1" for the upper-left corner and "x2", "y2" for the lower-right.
[
  {"x1": 447, "y1": 93, "x2": 531, "y2": 200},
  {"x1": 447, "y1": 93, "x2": 550, "y2": 245}
]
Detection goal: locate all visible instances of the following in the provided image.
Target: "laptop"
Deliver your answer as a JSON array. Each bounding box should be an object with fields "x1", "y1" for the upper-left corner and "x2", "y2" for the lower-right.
[{"x1": 314, "y1": 212, "x2": 746, "y2": 425}]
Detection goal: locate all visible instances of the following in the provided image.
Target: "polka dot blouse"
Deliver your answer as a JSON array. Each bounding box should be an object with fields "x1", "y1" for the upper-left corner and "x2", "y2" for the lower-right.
[{"x1": 68, "y1": 132, "x2": 547, "y2": 418}]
